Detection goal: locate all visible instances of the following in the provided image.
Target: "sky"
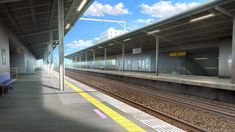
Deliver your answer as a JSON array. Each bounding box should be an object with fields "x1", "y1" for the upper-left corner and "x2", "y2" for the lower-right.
[{"x1": 45, "y1": 0, "x2": 213, "y2": 67}]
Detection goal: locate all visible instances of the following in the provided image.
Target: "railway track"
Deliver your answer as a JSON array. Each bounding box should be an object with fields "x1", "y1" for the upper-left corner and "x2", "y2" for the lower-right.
[
  {"x1": 64, "y1": 69, "x2": 207, "y2": 131},
  {"x1": 63, "y1": 68, "x2": 235, "y2": 131},
  {"x1": 66, "y1": 69, "x2": 235, "y2": 118},
  {"x1": 86, "y1": 79, "x2": 206, "y2": 132}
]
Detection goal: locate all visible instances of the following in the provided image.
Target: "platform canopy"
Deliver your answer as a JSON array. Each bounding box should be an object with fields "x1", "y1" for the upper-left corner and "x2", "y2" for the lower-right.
[
  {"x1": 66, "y1": 0, "x2": 235, "y2": 59},
  {"x1": 0, "y1": 0, "x2": 93, "y2": 59}
]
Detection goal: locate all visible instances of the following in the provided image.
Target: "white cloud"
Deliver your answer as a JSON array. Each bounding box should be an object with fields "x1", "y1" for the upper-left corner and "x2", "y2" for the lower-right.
[
  {"x1": 140, "y1": 1, "x2": 200, "y2": 18},
  {"x1": 84, "y1": 1, "x2": 129, "y2": 17},
  {"x1": 126, "y1": 24, "x2": 140, "y2": 31},
  {"x1": 94, "y1": 37, "x2": 100, "y2": 41},
  {"x1": 66, "y1": 40, "x2": 93, "y2": 49},
  {"x1": 135, "y1": 19, "x2": 155, "y2": 25}
]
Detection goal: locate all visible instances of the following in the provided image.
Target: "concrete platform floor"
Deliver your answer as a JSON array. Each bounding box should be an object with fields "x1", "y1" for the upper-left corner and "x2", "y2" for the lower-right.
[
  {"x1": 71, "y1": 68, "x2": 235, "y2": 91},
  {"x1": 0, "y1": 71, "x2": 158, "y2": 132}
]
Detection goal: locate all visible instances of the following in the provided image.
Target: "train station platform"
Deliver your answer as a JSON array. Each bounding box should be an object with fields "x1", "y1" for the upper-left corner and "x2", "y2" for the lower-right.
[
  {"x1": 0, "y1": 71, "x2": 184, "y2": 132},
  {"x1": 72, "y1": 68, "x2": 235, "y2": 91}
]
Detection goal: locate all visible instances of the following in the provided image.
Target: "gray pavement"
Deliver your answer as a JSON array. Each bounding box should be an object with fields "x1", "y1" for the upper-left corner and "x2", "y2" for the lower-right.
[{"x1": 0, "y1": 72, "x2": 130, "y2": 132}]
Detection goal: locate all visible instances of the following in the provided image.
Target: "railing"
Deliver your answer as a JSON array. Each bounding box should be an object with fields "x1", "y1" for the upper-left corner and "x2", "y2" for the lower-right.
[{"x1": 10, "y1": 67, "x2": 18, "y2": 79}]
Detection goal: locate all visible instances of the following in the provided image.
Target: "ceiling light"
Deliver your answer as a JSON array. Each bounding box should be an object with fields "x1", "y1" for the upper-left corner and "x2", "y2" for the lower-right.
[
  {"x1": 147, "y1": 29, "x2": 160, "y2": 35},
  {"x1": 194, "y1": 57, "x2": 208, "y2": 60},
  {"x1": 77, "y1": 0, "x2": 87, "y2": 11},
  {"x1": 65, "y1": 23, "x2": 70, "y2": 29},
  {"x1": 98, "y1": 46, "x2": 102, "y2": 49},
  {"x1": 123, "y1": 38, "x2": 131, "y2": 42},
  {"x1": 108, "y1": 43, "x2": 114, "y2": 46},
  {"x1": 190, "y1": 14, "x2": 215, "y2": 22}
]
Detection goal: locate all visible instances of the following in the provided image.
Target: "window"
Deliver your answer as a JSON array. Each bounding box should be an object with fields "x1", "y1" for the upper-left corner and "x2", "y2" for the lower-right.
[
  {"x1": 1, "y1": 48, "x2": 6, "y2": 65},
  {"x1": 146, "y1": 59, "x2": 149, "y2": 69},
  {"x1": 112, "y1": 59, "x2": 116, "y2": 65},
  {"x1": 142, "y1": 60, "x2": 145, "y2": 69},
  {"x1": 138, "y1": 60, "x2": 142, "y2": 69}
]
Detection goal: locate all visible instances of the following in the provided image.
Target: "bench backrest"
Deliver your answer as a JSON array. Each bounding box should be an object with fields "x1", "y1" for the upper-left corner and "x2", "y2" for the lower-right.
[{"x1": 0, "y1": 72, "x2": 11, "y2": 83}]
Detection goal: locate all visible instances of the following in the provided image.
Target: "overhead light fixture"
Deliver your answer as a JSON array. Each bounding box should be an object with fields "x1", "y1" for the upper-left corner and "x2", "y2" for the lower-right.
[
  {"x1": 65, "y1": 23, "x2": 70, "y2": 29},
  {"x1": 98, "y1": 46, "x2": 102, "y2": 49},
  {"x1": 123, "y1": 38, "x2": 131, "y2": 42},
  {"x1": 194, "y1": 57, "x2": 208, "y2": 60},
  {"x1": 108, "y1": 43, "x2": 114, "y2": 46},
  {"x1": 190, "y1": 13, "x2": 215, "y2": 22},
  {"x1": 77, "y1": 0, "x2": 87, "y2": 11},
  {"x1": 147, "y1": 29, "x2": 160, "y2": 35}
]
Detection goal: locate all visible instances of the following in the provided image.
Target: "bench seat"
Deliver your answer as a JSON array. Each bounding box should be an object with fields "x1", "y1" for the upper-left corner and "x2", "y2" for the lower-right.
[
  {"x1": 2, "y1": 79, "x2": 16, "y2": 85},
  {"x1": 0, "y1": 72, "x2": 15, "y2": 95}
]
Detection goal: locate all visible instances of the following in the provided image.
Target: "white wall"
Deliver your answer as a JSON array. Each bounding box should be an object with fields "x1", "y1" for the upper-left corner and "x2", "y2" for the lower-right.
[
  {"x1": 0, "y1": 21, "x2": 36, "y2": 74},
  {"x1": 219, "y1": 42, "x2": 232, "y2": 77},
  {"x1": 0, "y1": 22, "x2": 10, "y2": 73}
]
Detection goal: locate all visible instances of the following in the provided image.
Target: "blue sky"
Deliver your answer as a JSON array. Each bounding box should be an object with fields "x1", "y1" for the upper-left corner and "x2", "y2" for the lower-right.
[{"x1": 48, "y1": 0, "x2": 212, "y2": 66}]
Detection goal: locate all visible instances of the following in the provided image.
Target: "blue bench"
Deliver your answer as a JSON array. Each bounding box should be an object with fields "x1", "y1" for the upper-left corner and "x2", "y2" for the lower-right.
[{"x1": 0, "y1": 72, "x2": 15, "y2": 95}]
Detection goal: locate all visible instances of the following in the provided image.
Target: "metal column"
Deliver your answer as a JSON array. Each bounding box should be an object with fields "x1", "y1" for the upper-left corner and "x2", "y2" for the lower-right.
[
  {"x1": 231, "y1": 18, "x2": 235, "y2": 83},
  {"x1": 155, "y1": 36, "x2": 159, "y2": 75},
  {"x1": 49, "y1": 32, "x2": 53, "y2": 74},
  {"x1": 79, "y1": 55, "x2": 82, "y2": 68},
  {"x1": 44, "y1": 48, "x2": 47, "y2": 71},
  {"x1": 85, "y1": 54, "x2": 88, "y2": 68},
  {"x1": 93, "y1": 51, "x2": 96, "y2": 69},
  {"x1": 104, "y1": 48, "x2": 107, "y2": 70},
  {"x1": 122, "y1": 44, "x2": 125, "y2": 72},
  {"x1": 46, "y1": 46, "x2": 50, "y2": 73},
  {"x1": 58, "y1": 0, "x2": 64, "y2": 91},
  {"x1": 47, "y1": 45, "x2": 50, "y2": 74}
]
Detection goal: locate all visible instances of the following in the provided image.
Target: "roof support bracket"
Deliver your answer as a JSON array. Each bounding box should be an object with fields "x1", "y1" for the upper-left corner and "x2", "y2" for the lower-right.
[
  {"x1": 215, "y1": 6, "x2": 234, "y2": 18},
  {"x1": 144, "y1": 31, "x2": 181, "y2": 47}
]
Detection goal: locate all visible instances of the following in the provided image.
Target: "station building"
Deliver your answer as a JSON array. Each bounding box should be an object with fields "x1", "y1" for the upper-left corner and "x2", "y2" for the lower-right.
[
  {"x1": 66, "y1": 0, "x2": 235, "y2": 102},
  {"x1": 0, "y1": 0, "x2": 234, "y2": 131}
]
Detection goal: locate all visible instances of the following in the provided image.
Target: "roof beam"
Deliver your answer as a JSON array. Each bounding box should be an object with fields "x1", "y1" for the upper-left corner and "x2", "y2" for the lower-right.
[
  {"x1": 144, "y1": 31, "x2": 181, "y2": 47},
  {"x1": 0, "y1": 0, "x2": 21, "y2": 4},
  {"x1": 29, "y1": 0, "x2": 37, "y2": 32},
  {"x1": 168, "y1": 26, "x2": 231, "y2": 41},
  {"x1": 2, "y1": 4, "x2": 24, "y2": 33},
  {"x1": 65, "y1": 0, "x2": 78, "y2": 23},
  {"x1": 164, "y1": 20, "x2": 229, "y2": 37},
  {"x1": 18, "y1": 29, "x2": 57, "y2": 38},
  {"x1": 177, "y1": 33, "x2": 231, "y2": 44},
  {"x1": 27, "y1": 40, "x2": 58, "y2": 48},
  {"x1": 215, "y1": 6, "x2": 234, "y2": 18},
  {"x1": 48, "y1": 0, "x2": 57, "y2": 29},
  {"x1": 159, "y1": 36, "x2": 181, "y2": 47},
  {"x1": 160, "y1": 41, "x2": 223, "y2": 52}
]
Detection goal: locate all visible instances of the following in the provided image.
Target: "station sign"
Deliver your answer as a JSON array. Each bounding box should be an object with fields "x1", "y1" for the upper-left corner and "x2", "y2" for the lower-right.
[
  {"x1": 169, "y1": 51, "x2": 186, "y2": 57},
  {"x1": 132, "y1": 48, "x2": 142, "y2": 54}
]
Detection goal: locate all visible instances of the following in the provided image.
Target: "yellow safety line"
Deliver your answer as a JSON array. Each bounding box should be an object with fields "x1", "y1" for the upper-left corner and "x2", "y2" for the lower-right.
[{"x1": 53, "y1": 73, "x2": 145, "y2": 132}]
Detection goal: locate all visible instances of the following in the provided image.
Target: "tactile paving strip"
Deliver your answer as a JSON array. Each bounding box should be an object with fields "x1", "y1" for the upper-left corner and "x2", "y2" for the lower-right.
[
  {"x1": 64, "y1": 75, "x2": 185, "y2": 132},
  {"x1": 92, "y1": 92, "x2": 185, "y2": 132}
]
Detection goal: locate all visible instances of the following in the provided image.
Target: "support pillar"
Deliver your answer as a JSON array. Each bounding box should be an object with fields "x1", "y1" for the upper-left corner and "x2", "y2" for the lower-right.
[
  {"x1": 104, "y1": 48, "x2": 107, "y2": 70},
  {"x1": 49, "y1": 32, "x2": 53, "y2": 75},
  {"x1": 231, "y1": 18, "x2": 235, "y2": 83},
  {"x1": 85, "y1": 54, "x2": 88, "y2": 68},
  {"x1": 122, "y1": 44, "x2": 125, "y2": 72},
  {"x1": 74, "y1": 55, "x2": 77, "y2": 68},
  {"x1": 79, "y1": 55, "x2": 82, "y2": 68},
  {"x1": 93, "y1": 51, "x2": 96, "y2": 69},
  {"x1": 44, "y1": 48, "x2": 47, "y2": 71},
  {"x1": 47, "y1": 44, "x2": 50, "y2": 74},
  {"x1": 58, "y1": 0, "x2": 64, "y2": 91},
  {"x1": 155, "y1": 35, "x2": 159, "y2": 75}
]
